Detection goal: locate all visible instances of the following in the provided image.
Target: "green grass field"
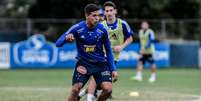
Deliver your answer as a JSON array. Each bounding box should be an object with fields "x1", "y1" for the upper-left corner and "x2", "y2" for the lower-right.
[{"x1": 0, "y1": 68, "x2": 201, "y2": 101}]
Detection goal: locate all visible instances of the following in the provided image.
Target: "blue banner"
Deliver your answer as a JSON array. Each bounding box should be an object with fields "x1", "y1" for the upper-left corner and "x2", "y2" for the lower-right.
[
  {"x1": 11, "y1": 34, "x2": 170, "y2": 69},
  {"x1": 11, "y1": 34, "x2": 58, "y2": 69},
  {"x1": 116, "y1": 43, "x2": 170, "y2": 68}
]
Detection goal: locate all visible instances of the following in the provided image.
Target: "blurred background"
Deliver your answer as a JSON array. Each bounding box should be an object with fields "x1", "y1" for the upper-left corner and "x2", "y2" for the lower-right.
[
  {"x1": 0, "y1": 0, "x2": 201, "y2": 42},
  {"x1": 0, "y1": 0, "x2": 201, "y2": 101},
  {"x1": 0, "y1": 0, "x2": 200, "y2": 68}
]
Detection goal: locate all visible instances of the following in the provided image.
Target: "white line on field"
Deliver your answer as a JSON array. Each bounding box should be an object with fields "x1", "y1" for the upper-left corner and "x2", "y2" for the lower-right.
[{"x1": 191, "y1": 96, "x2": 201, "y2": 101}]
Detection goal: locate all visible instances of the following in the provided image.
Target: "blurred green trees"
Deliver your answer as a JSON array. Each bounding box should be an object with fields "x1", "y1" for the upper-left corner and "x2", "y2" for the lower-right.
[
  {"x1": 0, "y1": 0, "x2": 200, "y2": 19},
  {"x1": 27, "y1": 0, "x2": 201, "y2": 19},
  {"x1": 0, "y1": 0, "x2": 201, "y2": 41}
]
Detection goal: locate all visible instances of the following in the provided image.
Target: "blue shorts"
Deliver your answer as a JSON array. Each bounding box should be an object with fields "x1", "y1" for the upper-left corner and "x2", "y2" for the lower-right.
[
  {"x1": 139, "y1": 54, "x2": 155, "y2": 64},
  {"x1": 72, "y1": 59, "x2": 112, "y2": 86}
]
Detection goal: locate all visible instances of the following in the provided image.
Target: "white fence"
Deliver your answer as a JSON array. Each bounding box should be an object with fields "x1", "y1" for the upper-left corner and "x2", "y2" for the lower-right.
[{"x1": 0, "y1": 18, "x2": 201, "y2": 41}]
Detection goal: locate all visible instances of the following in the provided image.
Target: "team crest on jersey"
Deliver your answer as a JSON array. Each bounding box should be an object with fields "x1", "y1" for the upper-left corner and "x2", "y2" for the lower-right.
[{"x1": 111, "y1": 33, "x2": 118, "y2": 40}]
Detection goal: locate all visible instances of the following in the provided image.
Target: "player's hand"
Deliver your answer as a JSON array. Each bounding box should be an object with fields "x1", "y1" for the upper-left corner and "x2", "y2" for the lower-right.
[
  {"x1": 65, "y1": 34, "x2": 74, "y2": 42},
  {"x1": 112, "y1": 71, "x2": 118, "y2": 83},
  {"x1": 113, "y1": 45, "x2": 123, "y2": 53}
]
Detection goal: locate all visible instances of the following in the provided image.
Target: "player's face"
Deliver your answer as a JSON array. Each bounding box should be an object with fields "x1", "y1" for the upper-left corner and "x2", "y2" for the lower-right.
[
  {"x1": 141, "y1": 22, "x2": 149, "y2": 30},
  {"x1": 86, "y1": 11, "x2": 100, "y2": 26},
  {"x1": 104, "y1": 6, "x2": 117, "y2": 20}
]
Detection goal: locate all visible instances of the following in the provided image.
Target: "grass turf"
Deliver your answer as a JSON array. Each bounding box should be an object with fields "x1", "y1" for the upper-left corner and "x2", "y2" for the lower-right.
[{"x1": 0, "y1": 68, "x2": 201, "y2": 101}]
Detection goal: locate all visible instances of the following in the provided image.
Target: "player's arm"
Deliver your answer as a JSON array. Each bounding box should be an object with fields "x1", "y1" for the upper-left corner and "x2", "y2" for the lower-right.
[
  {"x1": 55, "y1": 24, "x2": 78, "y2": 47},
  {"x1": 145, "y1": 30, "x2": 155, "y2": 49},
  {"x1": 103, "y1": 29, "x2": 118, "y2": 82},
  {"x1": 138, "y1": 30, "x2": 145, "y2": 54},
  {"x1": 113, "y1": 20, "x2": 134, "y2": 52},
  {"x1": 121, "y1": 20, "x2": 134, "y2": 49}
]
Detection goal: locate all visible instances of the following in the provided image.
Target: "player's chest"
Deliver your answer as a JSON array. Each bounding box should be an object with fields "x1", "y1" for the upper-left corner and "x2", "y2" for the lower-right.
[
  {"x1": 140, "y1": 35, "x2": 149, "y2": 42},
  {"x1": 140, "y1": 32, "x2": 149, "y2": 39},
  {"x1": 108, "y1": 29, "x2": 123, "y2": 40},
  {"x1": 77, "y1": 30, "x2": 102, "y2": 44}
]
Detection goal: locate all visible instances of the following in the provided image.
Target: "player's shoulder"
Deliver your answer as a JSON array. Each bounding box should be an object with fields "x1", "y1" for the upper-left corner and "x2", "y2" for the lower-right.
[
  {"x1": 118, "y1": 18, "x2": 132, "y2": 32},
  {"x1": 100, "y1": 20, "x2": 108, "y2": 30},
  {"x1": 118, "y1": 18, "x2": 128, "y2": 25},
  {"x1": 139, "y1": 29, "x2": 143, "y2": 32},
  {"x1": 96, "y1": 22, "x2": 108, "y2": 36},
  {"x1": 70, "y1": 21, "x2": 86, "y2": 31},
  {"x1": 148, "y1": 28, "x2": 154, "y2": 33},
  {"x1": 67, "y1": 21, "x2": 86, "y2": 35},
  {"x1": 97, "y1": 22, "x2": 107, "y2": 30},
  {"x1": 119, "y1": 18, "x2": 131, "y2": 29},
  {"x1": 70, "y1": 22, "x2": 81, "y2": 29},
  {"x1": 75, "y1": 21, "x2": 86, "y2": 27},
  {"x1": 138, "y1": 29, "x2": 143, "y2": 35},
  {"x1": 100, "y1": 20, "x2": 107, "y2": 24},
  {"x1": 148, "y1": 28, "x2": 154, "y2": 31}
]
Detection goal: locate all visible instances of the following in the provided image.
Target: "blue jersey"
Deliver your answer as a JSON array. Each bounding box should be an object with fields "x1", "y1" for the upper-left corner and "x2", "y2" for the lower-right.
[{"x1": 56, "y1": 21, "x2": 116, "y2": 71}]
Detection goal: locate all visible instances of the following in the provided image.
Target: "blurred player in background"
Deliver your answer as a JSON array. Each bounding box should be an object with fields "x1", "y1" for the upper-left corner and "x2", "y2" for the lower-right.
[
  {"x1": 99, "y1": 8, "x2": 105, "y2": 21},
  {"x1": 102, "y1": 1, "x2": 133, "y2": 64},
  {"x1": 78, "y1": 1, "x2": 134, "y2": 101},
  {"x1": 56, "y1": 4, "x2": 118, "y2": 101},
  {"x1": 132, "y1": 21, "x2": 157, "y2": 83}
]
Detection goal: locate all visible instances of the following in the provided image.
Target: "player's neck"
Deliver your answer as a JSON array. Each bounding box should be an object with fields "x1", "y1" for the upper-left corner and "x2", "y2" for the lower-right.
[
  {"x1": 86, "y1": 21, "x2": 96, "y2": 29},
  {"x1": 107, "y1": 17, "x2": 116, "y2": 24},
  {"x1": 143, "y1": 28, "x2": 148, "y2": 31}
]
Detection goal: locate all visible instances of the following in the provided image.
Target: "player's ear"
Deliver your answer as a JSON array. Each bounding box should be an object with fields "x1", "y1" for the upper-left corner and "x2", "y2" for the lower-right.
[
  {"x1": 114, "y1": 9, "x2": 117, "y2": 15},
  {"x1": 85, "y1": 13, "x2": 89, "y2": 19}
]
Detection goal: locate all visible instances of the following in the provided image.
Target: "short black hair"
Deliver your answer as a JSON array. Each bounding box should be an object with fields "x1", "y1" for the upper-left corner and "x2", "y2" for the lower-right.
[
  {"x1": 103, "y1": 1, "x2": 116, "y2": 9},
  {"x1": 84, "y1": 4, "x2": 99, "y2": 15}
]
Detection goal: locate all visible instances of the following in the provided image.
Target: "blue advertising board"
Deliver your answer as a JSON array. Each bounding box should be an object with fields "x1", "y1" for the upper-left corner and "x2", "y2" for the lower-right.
[
  {"x1": 11, "y1": 34, "x2": 58, "y2": 69},
  {"x1": 11, "y1": 34, "x2": 170, "y2": 69},
  {"x1": 116, "y1": 43, "x2": 170, "y2": 68}
]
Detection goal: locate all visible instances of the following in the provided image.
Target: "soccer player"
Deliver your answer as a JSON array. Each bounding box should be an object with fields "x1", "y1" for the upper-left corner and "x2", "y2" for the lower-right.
[
  {"x1": 99, "y1": 8, "x2": 105, "y2": 21},
  {"x1": 102, "y1": 1, "x2": 133, "y2": 63},
  {"x1": 78, "y1": 1, "x2": 134, "y2": 101},
  {"x1": 55, "y1": 4, "x2": 118, "y2": 101},
  {"x1": 132, "y1": 21, "x2": 157, "y2": 83}
]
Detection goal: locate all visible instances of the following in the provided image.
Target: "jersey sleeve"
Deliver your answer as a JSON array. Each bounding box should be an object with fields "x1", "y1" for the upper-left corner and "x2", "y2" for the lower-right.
[
  {"x1": 55, "y1": 24, "x2": 78, "y2": 47},
  {"x1": 122, "y1": 20, "x2": 134, "y2": 39},
  {"x1": 149, "y1": 30, "x2": 155, "y2": 40},
  {"x1": 102, "y1": 28, "x2": 117, "y2": 71},
  {"x1": 145, "y1": 30, "x2": 155, "y2": 49}
]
